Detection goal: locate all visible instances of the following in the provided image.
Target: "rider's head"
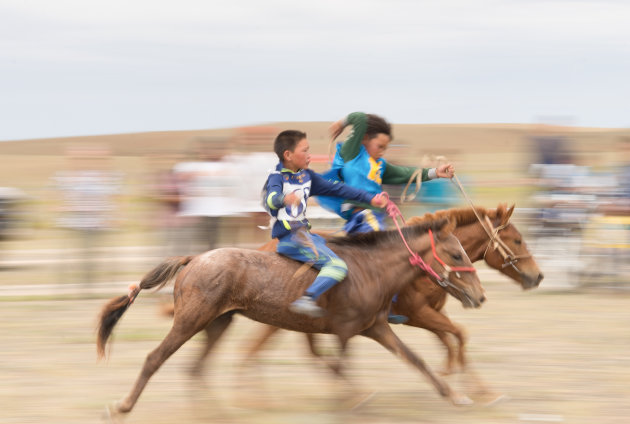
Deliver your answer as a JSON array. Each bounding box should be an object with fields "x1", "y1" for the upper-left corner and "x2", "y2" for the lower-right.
[
  {"x1": 363, "y1": 114, "x2": 392, "y2": 161},
  {"x1": 274, "y1": 130, "x2": 310, "y2": 171}
]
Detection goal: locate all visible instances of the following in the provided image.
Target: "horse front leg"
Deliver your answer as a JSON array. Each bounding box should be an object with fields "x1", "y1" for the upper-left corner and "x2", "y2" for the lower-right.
[
  {"x1": 240, "y1": 324, "x2": 282, "y2": 366},
  {"x1": 403, "y1": 310, "x2": 501, "y2": 403},
  {"x1": 406, "y1": 306, "x2": 467, "y2": 375},
  {"x1": 305, "y1": 333, "x2": 349, "y2": 378},
  {"x1": 189, "y1": 312, "x2": 235, "y2": 379},
  {"x1": 361, "y1": 322, "x2": 472, "y2": 406}
]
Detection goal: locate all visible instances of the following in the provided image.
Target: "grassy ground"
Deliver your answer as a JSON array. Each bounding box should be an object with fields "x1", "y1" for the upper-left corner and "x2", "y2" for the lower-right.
[{"x1": 1, "y1": 279, "x2": 629, "y2": 424}]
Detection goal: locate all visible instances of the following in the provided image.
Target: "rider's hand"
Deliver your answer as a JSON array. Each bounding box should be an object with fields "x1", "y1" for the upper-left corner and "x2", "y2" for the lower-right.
[
  {"x1": 283, "y1": 192, "x2": 301, "y2": 207},
  {"x1": 371, "y1": 192, "x2": 389, "y2": 208},
  {"x1": 436, "y1": 163, "x2": 455, "y2": 178}
]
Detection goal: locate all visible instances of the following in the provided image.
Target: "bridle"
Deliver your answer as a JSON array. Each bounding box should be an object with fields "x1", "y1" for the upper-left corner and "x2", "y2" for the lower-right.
[
  {"x1": 481, "y1": 215, "x2": 531, "y2": 274},
  {"x1": 382, "y1": 196, "x2": 476, "y2": 292}
]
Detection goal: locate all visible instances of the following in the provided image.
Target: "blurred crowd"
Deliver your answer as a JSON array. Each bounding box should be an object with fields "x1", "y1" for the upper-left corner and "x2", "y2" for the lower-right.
[{"x1": 1, "y1": 124, "x2": 629, "y2": 291}]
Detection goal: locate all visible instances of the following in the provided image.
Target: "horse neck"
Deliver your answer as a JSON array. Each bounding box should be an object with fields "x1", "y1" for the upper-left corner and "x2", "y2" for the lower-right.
[
  {"x1": 396, "y1": 230, "x2": 440, "y2": 284},
  {"x1": 452, "y1": 220, "x2": 490, "y2": 263},
  {"x1": 341, "y1": 232, "x2": 433, "y2": 295}
]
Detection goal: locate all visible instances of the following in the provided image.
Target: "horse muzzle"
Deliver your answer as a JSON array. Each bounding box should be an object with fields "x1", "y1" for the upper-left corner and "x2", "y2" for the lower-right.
[{"x1": 520, "y1": 271, "x2": 544, "y2": 290}]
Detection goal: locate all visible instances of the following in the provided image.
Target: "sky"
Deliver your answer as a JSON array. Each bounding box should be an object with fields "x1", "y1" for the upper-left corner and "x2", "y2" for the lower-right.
[{"x1": 1, "y1": 0, "x2": 629, "y2": 141}]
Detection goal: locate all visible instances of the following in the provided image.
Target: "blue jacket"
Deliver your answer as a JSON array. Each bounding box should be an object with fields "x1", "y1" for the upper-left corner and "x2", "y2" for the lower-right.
[{"x1": 263, "y1": 163, "x2": 376, "y2": 238}]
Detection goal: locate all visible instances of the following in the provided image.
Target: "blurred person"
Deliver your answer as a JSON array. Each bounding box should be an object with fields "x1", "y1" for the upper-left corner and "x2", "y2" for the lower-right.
[
  {"x1": 223, "y1": 128, "x2": 278, "y2": 246},
  {"x1": 174, "y1": 138, "x2": 238, "y2": 254},
  {"x1": 146, "y1": 152, "x2": 186, "y2": 257},
  {"x1": 317, "y1": 112, "x2": 454, "y2": 323},
  {"x1": 0, "y1": 186, "x2": 25, "y2": 241},
  {"x1": 52, "y1": 144, "x2": 122, "y2": 288},
  {"x1": 597, "y1": 135, "x2": 630, "y2": 217},
  {"x1": 616, "y1": 136, "x2": 630, "y2": 208},
  {"x1": 528, "y1": 125, "x2": 582, "y2": 223},
  {"x1": 263, "y1": 129, "x2": 387, "y2": 317}
]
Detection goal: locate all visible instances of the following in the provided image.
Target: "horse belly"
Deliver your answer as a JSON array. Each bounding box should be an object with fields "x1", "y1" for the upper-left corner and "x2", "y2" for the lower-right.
[{"x1": 240, "y1": 309, "x2": 332, "y2": 334}]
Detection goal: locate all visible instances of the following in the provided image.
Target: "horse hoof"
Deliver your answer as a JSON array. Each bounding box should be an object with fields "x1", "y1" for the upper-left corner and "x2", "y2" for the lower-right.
[
  {"x1": 103, "y1": 403, "x2": 123, "y2": 423},
  {"x1": 339, "y1": 390, "x2": 377, "y2": 411},
  {"x1": 438, "y1": 367, "x2": 454, "y2": 376},
  {"x1": 483, "y1": 393, "x2": 510, "y2": 406},
  {"x1": 450, "y1": 393, "x2": 474, "y2": 406}
]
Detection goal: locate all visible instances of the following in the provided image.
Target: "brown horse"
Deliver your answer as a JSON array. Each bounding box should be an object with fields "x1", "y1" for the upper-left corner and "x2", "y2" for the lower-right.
[
  {"x1": 240, "y1": 204, "x2": 543, "y2": 378},
  {"x1": 97, "y1": 217, "x2": 485, "y2": 419}
]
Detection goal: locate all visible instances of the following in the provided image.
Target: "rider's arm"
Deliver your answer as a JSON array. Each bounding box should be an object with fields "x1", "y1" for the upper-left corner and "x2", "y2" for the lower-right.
[
  {"x1": 309, "y1": 170, "x2": 375, "y2": 205},
  {"x1": 337, "y1": 112, "x2": 368, "y2": 162},
  {"x1": 382, "y1": 163, "x2": 436, "y2": 185},
  {"x1": 264, "y1": 173, "x2": 285, "y2": 210}
]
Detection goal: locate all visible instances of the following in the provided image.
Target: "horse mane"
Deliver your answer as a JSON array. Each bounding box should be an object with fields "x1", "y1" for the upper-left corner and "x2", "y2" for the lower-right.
[
  {"x1": 406, "y1": 204, "x2": 509, "y2": 227},
  {"x1": 328, "y1": 217, "x2": 449, "y2": 248}
]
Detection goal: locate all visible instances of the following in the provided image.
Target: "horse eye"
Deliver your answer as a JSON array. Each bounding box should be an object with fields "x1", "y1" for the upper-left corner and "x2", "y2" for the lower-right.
[
  {"x1": 515, "y1": 239, "x2": 522, "y2": 245},
  {"x1": 451, "y1": 253, "x2": 462, "y2": 261}
]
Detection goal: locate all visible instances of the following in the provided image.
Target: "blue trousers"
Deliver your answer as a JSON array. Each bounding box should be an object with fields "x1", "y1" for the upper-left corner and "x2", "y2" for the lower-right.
[
  {"x1": 342, "y1": 209, "x2": 400, "y2": 306},
  {"x1": 342, "y1": 209, "x2": 386, "y2": 234},
  {"x1": 277, "y1": 231, "x2": 348, "y2": 300}
]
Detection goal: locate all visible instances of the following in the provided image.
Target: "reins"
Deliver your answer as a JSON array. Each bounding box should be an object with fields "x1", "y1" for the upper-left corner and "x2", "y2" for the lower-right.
[{"x1": 383, "y1": 195, "x2": 476, "y2": 288}]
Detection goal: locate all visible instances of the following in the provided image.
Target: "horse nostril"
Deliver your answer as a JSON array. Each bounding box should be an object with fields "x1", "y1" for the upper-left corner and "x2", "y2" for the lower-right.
[
  {"x1": 536, "y1": 273, "x2": 544, "y2": 284},
  {"x1": 480, "y1": 295, "x2": 486, "y2": 304}
]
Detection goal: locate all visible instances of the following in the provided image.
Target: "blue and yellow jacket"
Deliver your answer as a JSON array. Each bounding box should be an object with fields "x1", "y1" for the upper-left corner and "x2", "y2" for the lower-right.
[
  {"x1": 318, "y1": 111, "x2": 435, "y2": 219},
  {"x1": 263, "y1": 163, "x2": 376, "y2": 239}
]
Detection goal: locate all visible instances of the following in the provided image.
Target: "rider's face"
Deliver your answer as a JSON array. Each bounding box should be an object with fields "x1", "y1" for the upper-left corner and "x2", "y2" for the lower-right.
[
  {"x1": 283, "y1": 138, "x2": 311, "y2": 171},
  {"x1": 364, "y1": 133, "x2": 391, "y2": 160}
]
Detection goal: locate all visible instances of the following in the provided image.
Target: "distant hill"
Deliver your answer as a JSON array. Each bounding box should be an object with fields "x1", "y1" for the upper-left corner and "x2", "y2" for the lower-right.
[
  {"x1": 1, "y1": 121, "x2": 626, "y2": 157},
  {"x1": 0, "y1": 122, "x2": 627, "y2": 196}
]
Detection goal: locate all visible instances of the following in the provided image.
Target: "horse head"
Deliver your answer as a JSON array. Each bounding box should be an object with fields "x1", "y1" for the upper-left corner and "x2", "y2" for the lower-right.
[
  {"x1": 412, "y1": 218, "x2": 486, "y2": 309},
  {"x1": 484, "y1": 204, "x2": 544, "y2": 290}
]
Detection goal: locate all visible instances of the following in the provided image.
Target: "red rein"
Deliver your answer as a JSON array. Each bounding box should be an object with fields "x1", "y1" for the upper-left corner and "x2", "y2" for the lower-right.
[{"x1": 385, "y1": 198, "x2": 476, "y2": 282}]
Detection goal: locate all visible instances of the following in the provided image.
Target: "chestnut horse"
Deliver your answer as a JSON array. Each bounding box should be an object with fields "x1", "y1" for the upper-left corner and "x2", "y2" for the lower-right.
[
  {"x1": 97, "y1": 217, "x2": 484, "y2": 419},
  {"x1": 239, "y1": 204, "x2": 543, "y2": 379}
]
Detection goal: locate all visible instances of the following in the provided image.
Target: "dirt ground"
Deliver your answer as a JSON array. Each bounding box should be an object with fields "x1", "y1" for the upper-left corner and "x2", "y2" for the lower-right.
[{"x1": 1, "y1": 277, "x2": 629, "y2": 424}]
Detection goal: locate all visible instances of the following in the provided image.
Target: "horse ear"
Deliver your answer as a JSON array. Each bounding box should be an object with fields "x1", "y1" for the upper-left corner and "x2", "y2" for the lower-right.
[{"x1": 503, "y1": 204, "x2": 515, "y2": 224}]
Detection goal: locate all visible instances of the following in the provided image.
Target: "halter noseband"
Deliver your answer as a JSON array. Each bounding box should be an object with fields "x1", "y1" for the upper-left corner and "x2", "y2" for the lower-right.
[{"x1": 481, "y1": 215, "x2": 531, "y2": 274}]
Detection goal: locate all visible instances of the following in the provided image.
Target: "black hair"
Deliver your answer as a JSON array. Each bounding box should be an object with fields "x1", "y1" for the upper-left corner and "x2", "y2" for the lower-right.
[
  {"x1": 274, "y1": 130, "x2": 307, "y2": 161},
  {"x1": 365, "y1": 114, "x2": 392, "y2": 139}
]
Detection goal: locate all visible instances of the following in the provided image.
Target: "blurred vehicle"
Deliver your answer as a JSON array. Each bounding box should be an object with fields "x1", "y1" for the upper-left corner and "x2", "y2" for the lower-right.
[{"x1": 527, "y1": 163, "x2": 629, "y2": 289}]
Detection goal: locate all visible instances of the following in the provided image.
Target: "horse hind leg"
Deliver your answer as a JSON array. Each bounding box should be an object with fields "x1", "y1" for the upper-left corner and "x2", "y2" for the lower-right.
[
  {"x1": 189, "y1": 312, "x2": 235, "y2": 379},
  {"x1": 111, "y1": 303, "x2": 219, "y2": 417},
  {"x1": 111, "y1": 324, "x2": 199, "y2": 416}
]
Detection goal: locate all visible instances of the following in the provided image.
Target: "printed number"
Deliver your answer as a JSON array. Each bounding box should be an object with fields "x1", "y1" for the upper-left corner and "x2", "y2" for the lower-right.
[{"x1": 287, "y1": 189, "x2": 306, "y2": 218}]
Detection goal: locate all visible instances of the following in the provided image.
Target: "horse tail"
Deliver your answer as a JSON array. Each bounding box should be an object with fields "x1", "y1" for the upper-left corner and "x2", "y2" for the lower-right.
[{"x1": 96, "y1": 255, "x2": 194, "y2": 359}]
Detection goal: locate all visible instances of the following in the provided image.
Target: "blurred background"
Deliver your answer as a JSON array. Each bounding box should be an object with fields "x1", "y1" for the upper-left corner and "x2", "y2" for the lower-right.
[{"x1": 1, "y1": 122, "x2": 629, "y2": 292}]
